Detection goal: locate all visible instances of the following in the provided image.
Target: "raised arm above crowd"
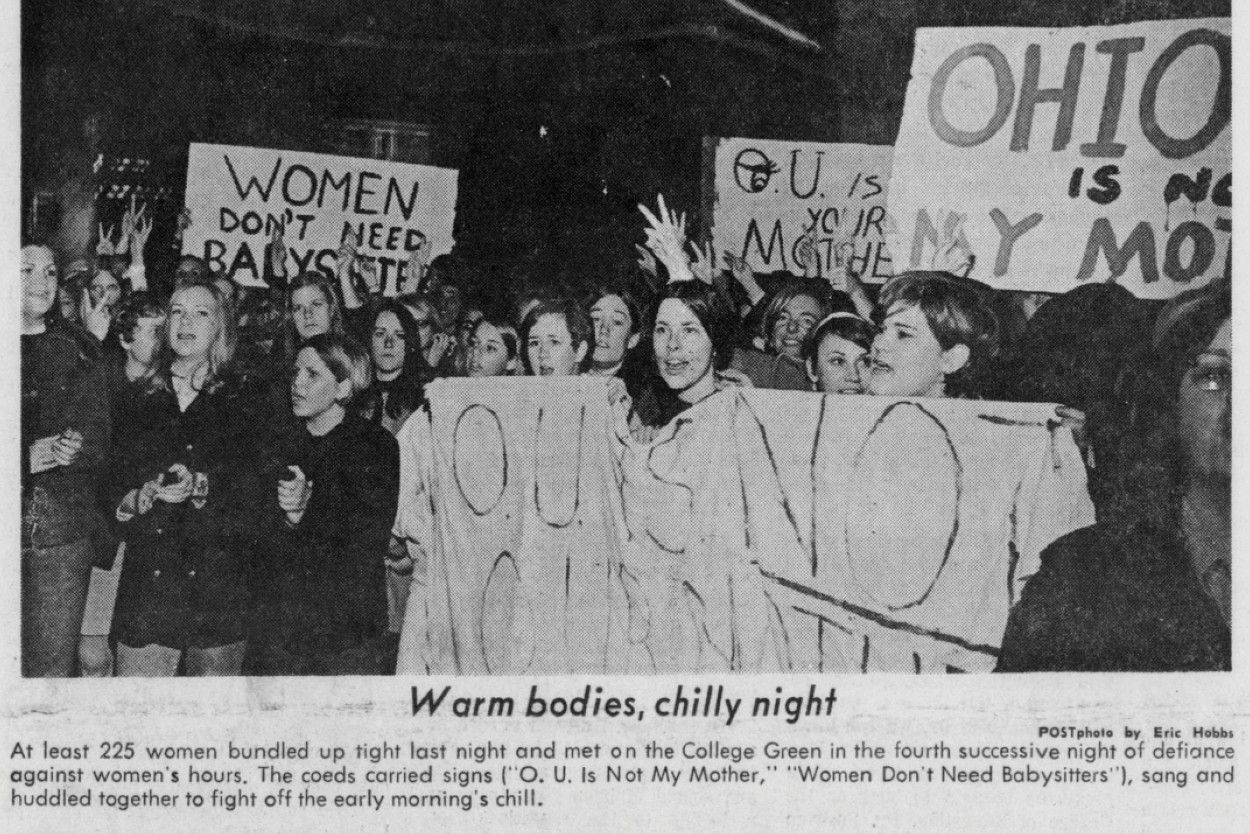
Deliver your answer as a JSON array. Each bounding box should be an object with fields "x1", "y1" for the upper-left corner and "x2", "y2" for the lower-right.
[{"x1": 18, "y1": 183, "x2": 1231, "y2": 678}]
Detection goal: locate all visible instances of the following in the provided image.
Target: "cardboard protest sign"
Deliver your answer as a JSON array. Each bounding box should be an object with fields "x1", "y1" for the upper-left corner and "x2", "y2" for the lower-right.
[
  {"x1": 399, "y1": 384, "x2": 1093, "y2": 675},
  {"x1": 183, "y1": 143, "x2": 458, "y2": 290},
  {"x1": 706, "y1": 137, "x2": 894, "y2": 283},
  {"x1": 888, "y1": 19, "x2": 1230, "y2": 299}
]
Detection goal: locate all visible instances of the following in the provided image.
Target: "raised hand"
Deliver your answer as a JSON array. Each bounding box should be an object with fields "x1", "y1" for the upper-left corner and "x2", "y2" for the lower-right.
[
  {"x1": 400, "y1": 234, "x2": 430, "y2": 295},
  {"x1": 357, "y1": 256, "x2": 381, "y2": 295},
  {"x1": 426, "y1": 332, "x2": 453, "y2": 369},
  {"x1": 115, "y1": 196, "x2": 138, "y2": 256},
  {"x1": 267, "y1": 220, "x2": 288, "y2": 279},
  {"x1": 336, "y1": 226, "x2": 358, "y2": 277},
  {"x1": 175, "y1": 207, "x2": 193, "y2": 241},
  {"x1": 934, "y1": 211, "x2": 974, "y2": 277},
  {"x1": 638, "y1": 194, "x2": 694, "y2": 284},
  {"x1": 96, "y1": 223, "x2": 118, "y2": 257},
  {"x1": 723, "y1": 250, "x2": 764, "y2": 306},
  {"x1": 130, "y1": 210, "x2": 153, "y2": 264},
  {"x1": 79, "y1": 287, "x2": 113, "y2": 342},
  {"x1": 687, "y1": 239, "x2": 717, "y2": 284},
  {"x1": 794, "y1": 221, "x2": 820, "y2": 279},
  {"x1": 278, "y1": 465, "x2": 313, "y2": 525}
]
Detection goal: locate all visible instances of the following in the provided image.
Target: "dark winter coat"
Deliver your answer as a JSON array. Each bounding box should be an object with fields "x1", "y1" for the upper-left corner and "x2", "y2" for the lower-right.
[
  {"x1": 252, "y1": 412, "x2": 399, "y2": 656},
  {"x1": 108, "y1": 373, "x2": 267, "y2": 649},
  {"x1": 21, "y1": 323, "x2": 111, "y2": 547},
  {"x1": 996, "y1": 522, "x2": 1230, "y2": 672}
]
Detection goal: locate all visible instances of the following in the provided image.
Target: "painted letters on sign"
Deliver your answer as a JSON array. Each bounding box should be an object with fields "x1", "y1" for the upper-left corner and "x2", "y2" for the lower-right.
[
  {"x1": 707, "y1": 138, "x2": 894, "y2": 283},
  {"x1": 399, "y1": 382, "x2": 1094, "y2": 675},
  {"x1": 182, "y1": 143, "x2": 458, "y2": 289},
  {"x1": 888, "y1": 19, "x2": 1230, "y2": 298}
]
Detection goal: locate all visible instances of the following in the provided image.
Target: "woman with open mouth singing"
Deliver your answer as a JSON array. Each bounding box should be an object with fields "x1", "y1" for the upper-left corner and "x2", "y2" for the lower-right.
[{"x1": 866, "y1": 271, "x2": 999, "y2": 399}]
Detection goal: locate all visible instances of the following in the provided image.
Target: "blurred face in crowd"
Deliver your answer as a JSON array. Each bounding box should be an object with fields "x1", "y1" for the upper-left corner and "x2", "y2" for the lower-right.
[
  {"x1": 406, "y1": 303, "x2": 437, "y2": 352},
  {"x1": 371, "y1": 310, "x2": 407, "y2": 379},
  {"x1": 468, "y1": 321, "x2": 516, "y2": 377},
  {"x1": 124, "y1": 314, "x2": 167, "y2": 369},
  {"x1": 868, "y1": 302, "x2": 967, "y2": 398},
  {"x1": 770, "y1": 293, "x2": 823, "y2": 363},
  {"x1": 809, "y1": 333, "x2": 869, "y2": 395},
  {"x1": 654, "y1": 298, "x2": 716, "y2": 404},
  {"x1": 291, "y1": 285, "x2": 332, "y2": 341},
  {"x1": 291, "y1": 346, "x2": 349, "y2": 420},
  {"x1": 58, "y1": 287, "x2": 77, "y2": 321},
  {"x1": 457, "y1": 308, "x2": 485, "y2": 350},
  {"x1": 21, "y1": 245, "x2": 58, "y2": 323},
  {"x1": 168, "y1": 285, "x2": 221, "y2": 363},
  {"x1": 214, "y1": 275, "x2": 238, "y2": 307},
  {"x1": 527, "y1": 312, "x2": 586, "y2": 377},
  {"x1": 1177, "y1": 318, "x2": 1231, "y2": 482},
  {"x1": 90, "y1": 270, "x2": 122, "y2": 312},
  {"x1": 176, "y1": 256, "x2": 206, "y2": 285},
  {"x1": 590, "y1": 294, "x2": 639, "y2": 369},
  {"x1": 436, "y1": 284, "x2": 463, "y2": 329}
]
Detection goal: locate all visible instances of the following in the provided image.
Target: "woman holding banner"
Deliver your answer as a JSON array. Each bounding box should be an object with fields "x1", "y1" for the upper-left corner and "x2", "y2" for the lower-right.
[
  {"x1": 866, "y1": 271, "x2": 999, "y2": 399},
  {"x1": 520, "y1": 297, "x2": 593, "y2": 377}
]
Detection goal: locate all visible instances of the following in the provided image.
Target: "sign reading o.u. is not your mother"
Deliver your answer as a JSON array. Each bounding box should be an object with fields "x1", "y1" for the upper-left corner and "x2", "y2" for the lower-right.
[
  {"x1": 889, "y1": 18, "x2": 1229, "y2": 299},
  {"x1": 182, "y1": 143, "x2": 459, "y2": 290},
  {"x1": 707, "y1": 138, "x2": 894, "y2": 283}
]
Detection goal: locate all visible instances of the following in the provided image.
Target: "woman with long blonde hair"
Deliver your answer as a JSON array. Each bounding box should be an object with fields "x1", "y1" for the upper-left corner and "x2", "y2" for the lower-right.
[{"x1": 108, "y1": 282, "x2": 264, "y2": 676}]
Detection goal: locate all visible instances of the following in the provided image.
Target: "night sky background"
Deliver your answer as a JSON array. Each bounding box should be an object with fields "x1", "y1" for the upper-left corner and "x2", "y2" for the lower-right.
[{"x1": 21, "y1": 0, "x2": 1230, "y2": 293}]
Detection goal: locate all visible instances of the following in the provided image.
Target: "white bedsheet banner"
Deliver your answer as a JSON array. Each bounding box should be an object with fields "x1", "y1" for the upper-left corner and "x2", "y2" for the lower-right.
[{"x1": 399, "y1": 380, "x2": 1094, "y2": 675}]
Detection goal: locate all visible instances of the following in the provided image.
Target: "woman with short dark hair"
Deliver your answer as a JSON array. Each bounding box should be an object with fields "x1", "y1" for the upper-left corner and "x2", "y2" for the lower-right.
[
  {"x1": 803, "y1": 312, "x2": 876, "y2": 395},
  {"x1": 520, "y1": 297, "x2": 594, "y2": 377}
]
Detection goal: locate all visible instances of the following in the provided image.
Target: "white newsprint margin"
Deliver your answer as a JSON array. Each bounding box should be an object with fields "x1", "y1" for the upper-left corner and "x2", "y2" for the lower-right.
[{"x1": 1, "y1": 3, "x2": 1246, "y2": 832}]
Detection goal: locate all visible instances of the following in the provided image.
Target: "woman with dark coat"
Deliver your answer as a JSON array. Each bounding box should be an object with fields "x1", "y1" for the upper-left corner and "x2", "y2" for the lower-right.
[
  {"x1": 250, "y1": 335, "x2": 400, "y2": 675},
  {"x1": 21, "y1": 245, "x2": 112, "y2": 677},
  {"x1": 996, "y1": 280, "x2": 1230, "y2": 672},
  {"x1": 108, "y1": 282, "x2": 264, "y2": 676}
]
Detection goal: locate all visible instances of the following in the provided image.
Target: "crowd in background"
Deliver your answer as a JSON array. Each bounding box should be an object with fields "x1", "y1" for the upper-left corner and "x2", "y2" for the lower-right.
[{"x1": 20, "y1": 193, "x2": 1231, "y2": 678}]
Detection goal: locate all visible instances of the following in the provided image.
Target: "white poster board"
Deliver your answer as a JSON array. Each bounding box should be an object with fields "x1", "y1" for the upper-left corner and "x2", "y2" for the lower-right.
[
  {"x1": 183, "y1": 143, "x2": 458, "y2": 290},
  {"x1": 707, "y1": 138, "x2": 894, "y2": 283},
  {"x1": 888, "y1": 19, "x2": 1230, "y2": 299}
]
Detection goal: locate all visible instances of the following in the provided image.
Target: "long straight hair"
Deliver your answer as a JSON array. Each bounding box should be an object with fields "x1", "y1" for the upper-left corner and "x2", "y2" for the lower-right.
[
  {"x1": 363, "y1": 299, "x2": 429, "y2": 420},
  {"x1": 145, "y1": 281, "x2": 237, "y2": 395},
  {"x1": 284, "y1": 271, "x2": 346, "y2": 359}
]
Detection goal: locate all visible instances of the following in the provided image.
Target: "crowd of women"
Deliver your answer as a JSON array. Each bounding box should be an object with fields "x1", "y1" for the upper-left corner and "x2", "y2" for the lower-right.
[{"x1": 20, "y1": 195, "x2": 1231, "y2": 677}]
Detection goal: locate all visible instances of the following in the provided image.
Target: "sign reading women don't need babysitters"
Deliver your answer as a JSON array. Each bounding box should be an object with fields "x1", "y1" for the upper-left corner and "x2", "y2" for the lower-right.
[{"x1": 182, "y1": 143, "x2": 458, "y2": 290}]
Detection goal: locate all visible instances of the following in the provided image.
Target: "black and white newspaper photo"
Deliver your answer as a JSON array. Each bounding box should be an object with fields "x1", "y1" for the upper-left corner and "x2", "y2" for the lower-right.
[{"x1": 4, "y1": 1, "x2": 1245, "y2": 831}]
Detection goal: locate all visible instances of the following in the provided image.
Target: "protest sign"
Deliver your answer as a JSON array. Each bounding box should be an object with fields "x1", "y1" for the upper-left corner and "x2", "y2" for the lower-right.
[
  {"x1": 888, "y1": 18, "x2": 1230, "y2": 299},
  {"x1": 401, "y1": 382, "x2": 1093, "y2": 675},
  {"x1": 705, "y1": 138, "x2": 894, "y2": 283},
  {"x1": 400, "y1": 377, "x2": 623, "y2": 676},
  {"x1": 182, "y1": 143, "x2": 458, "y2": 290}
]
